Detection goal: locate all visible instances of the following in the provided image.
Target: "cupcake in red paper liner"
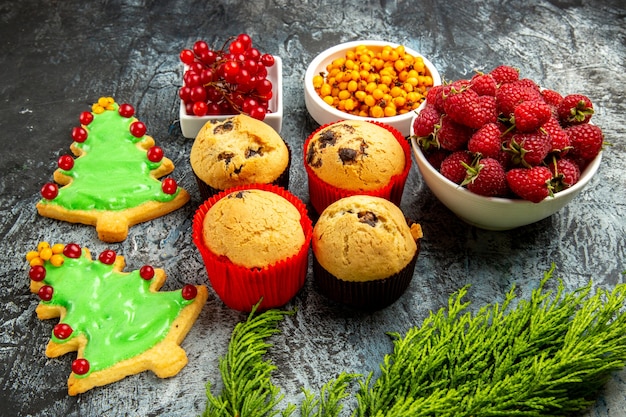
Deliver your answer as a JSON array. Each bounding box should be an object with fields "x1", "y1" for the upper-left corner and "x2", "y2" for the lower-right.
[
  {"x1": 190, "y1": 114, "x2": 290, "y2": 201},
  {"x1": 304, "y1": 119, "x2": 411, "y2": 214},
  {"x1": 192, "y1": 183, "x2": 312, "y2": 312},
  {"x1": 312, "y1": 195, "x2": 422, "y2": 310}
]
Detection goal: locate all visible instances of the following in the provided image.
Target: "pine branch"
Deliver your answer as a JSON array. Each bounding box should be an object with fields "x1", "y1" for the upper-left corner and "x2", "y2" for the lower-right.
[
  {"x1": 354, "y1": 265, "x2": 626, "y2": 416},
  {"x1": 300, "y1": 373, "x2": 359, "y2": 417},
  {"x1": 202, "y1": 303, "x2": 296, "y2": 417}
]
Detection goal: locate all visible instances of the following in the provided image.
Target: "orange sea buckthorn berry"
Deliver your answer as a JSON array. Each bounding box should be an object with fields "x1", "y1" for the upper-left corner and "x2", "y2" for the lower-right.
[{"x1": 49, "y1": 254, "x2": 65, "y2": 267}]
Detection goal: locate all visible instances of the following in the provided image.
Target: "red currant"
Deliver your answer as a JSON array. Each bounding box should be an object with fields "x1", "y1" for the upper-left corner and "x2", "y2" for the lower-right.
[
  {"x1": 79, "y1": 111, "x2": 94, "y2": 125},
  {"x1": 41, "y1": 183, "x2": 59, "y2": 200},
  {"x1": 71, "y1": 126, "x2": 88, "y2": 143},
  {"x1": 229, "y1": 39, "x2": 246, "y2": 55},
  {"x1": 118, "y1": 103, "x2": 135, "y2": 118},
  {"x1": 237, "y1": 33, "x2": 252, "y2": 50},
  {"x1": 29, "y1": 265, "x2": 47, "y2": 281},
  {"x1": 162, "y1": 178, "x2": 178, "y2": 194},
  {"x1": 71, "y1": 358, "x2": 90, "y2": 375},
  {"x1": 130, "y1": 121, "x2": 147, "y2": 138},
  {"x1": 183, "y1": 70, "x2": 201, "y2": 87},
  {"x1": 179, "y1": 86, "x2": 192, "y2": 102},
  {"x1": 147, "y1": 146, "x2": 164, "y2": 163},
  {"x1": 63, "y1": 243, "x2": 82, "y2": 259},
  {"x1": 192, "y1": 101, "x2": 208, "y2": 116},
  {"x1": 38, "y1": 285, "x2": 54, "y2": 301},
  {"x1": 249, "y1": 106, "x2": 267, "y2": 121},
  {"x1": 181, "y1": 284, "x2": 198, "y2": 300},
  {"x1": 261, "y1": 54, "x2": 275, "y2": 67},
  {"x1": 57, "y1": 154, "x2": 74, "y2": 171},
  {"x1": 255, "y1": 78, "x2": 273, "y2": 96},
  {"x1": 140, "y1": 265, "x2": 155, "y2": 280},
  {"x1": 200, "y1": 50, "x2": 218, "y2": 66},
  {"x1": 222, "y1": 60, "x2": 241, "y2": 83},
  {"x1": 53, "y1": 323, "x2": 73, "y2": 340},
  {"x1": 179, "y1": 49, "x2": 195, "y2": 66},
  {"x1": 190, "y1": 85, "x2": 208, "y2": 103},
  {"x1": 98, "y1": 249, "x2": 117, "y2": 265},
  {"x1": 193, "y1": 40, "x2": 209, "y2": 56},
  {"x1": 246, "y1": 47, "x2": 261, "y2": 60}
]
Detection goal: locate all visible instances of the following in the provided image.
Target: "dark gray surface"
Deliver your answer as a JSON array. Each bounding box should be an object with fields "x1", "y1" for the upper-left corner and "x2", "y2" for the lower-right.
[{"x1": 1, "y1": 1, "x2": 625, "y2": 416}]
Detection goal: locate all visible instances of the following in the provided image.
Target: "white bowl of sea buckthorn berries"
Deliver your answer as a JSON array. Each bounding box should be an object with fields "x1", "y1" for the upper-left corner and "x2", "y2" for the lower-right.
[
  {"x1": 409, "y1": 64, "x2": 604, "y2": 230},
  {"x1": 178, "y1": 34, "x2": 283, "y2": 138},
  {"x1": 304, "y1": 40, "x2": 441, "y2": 137}
]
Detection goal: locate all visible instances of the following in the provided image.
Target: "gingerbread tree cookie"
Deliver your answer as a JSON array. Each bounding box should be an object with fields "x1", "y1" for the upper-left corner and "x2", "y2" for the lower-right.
[
  {"x1": 26, "y1": 241, "x2": 209, "y2": 395},
  {"x1": 36, "y1": 97, "x2": 190, "y2": 242}
]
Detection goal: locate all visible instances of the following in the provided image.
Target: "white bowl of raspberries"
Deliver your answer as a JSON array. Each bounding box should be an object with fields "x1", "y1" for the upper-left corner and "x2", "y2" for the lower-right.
[
  {"x1": 410, "y1": 64, "x2": 604, "y2": 230},
  {"x1": 178, "y1": 34, "x2": 283, "y2": 138},
  {"x1": 304, "y1": 40, "x2": 441, "y2": 136}
]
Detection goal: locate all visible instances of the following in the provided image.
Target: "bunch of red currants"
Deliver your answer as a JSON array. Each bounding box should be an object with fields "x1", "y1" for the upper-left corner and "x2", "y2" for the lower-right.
[{"x1": 179, "y1": 34, "x2": 275, "y2": 120}]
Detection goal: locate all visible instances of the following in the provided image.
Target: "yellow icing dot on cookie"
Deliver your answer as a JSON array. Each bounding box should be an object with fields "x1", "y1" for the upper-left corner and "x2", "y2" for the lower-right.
[
  {"x1": 49, "y1": 254, "x2": 65, "y2": 267},
  {"x1": 39, "y1": 247, "x2": 53, "y2": 261},
  {"x1": 37, "y1": 241, "x2": 50, "y2": 252},
  {"x1": 26, "y1": 251, "x2": 40, "y2": 262},
  {"x1": 51, "y1": 243, "x2": 65, "y2": 254}
]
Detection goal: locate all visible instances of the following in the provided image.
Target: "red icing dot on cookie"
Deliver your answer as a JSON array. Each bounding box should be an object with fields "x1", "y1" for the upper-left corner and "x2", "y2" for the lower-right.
[
  {"x1": 162, "y1": 178, "x2": 178, "y2": 195},
  {"x1": 29, "y1": 265, "x2": 47, "y2": 281},
  {"x1": 72, "y1": 126, "x2": 88, "y2": 143},
  {"x1": 54, "y1": 323, "x2": 73, "y2": 340},
  {"x1": 147, "y1": 146, "x2": 164, "y2": 162},
  {"x1": 71, "y1": 358, "x2": 90, "y2": 375},
  {"x1": 129, "y1": 121, "x2": 147, "y2": 138},
  {"x1": 79, "y1": 111, "x2": 94, "y2": 125},
  {"x1": 38, "y1": 285, "x2": 54, "y2": 301},
  {"x1": 98, "y1": 250, "x2": 117, "y2": 265},
  {"x1": 181, "y1": 284, "x2": 198, "y2": 300},
  {"x1": 57, "y1": 154, "x2": 74, "y2": 171},
  {"x1": 40, "y1": 183, "x2": 59, "y2": 200},
  {"x1": 63, "y1": 243, "x2": 82, "y2": 259},
  {"x1": 140, "y1": 265, "x2": 155, "y2": 280},
  {"x1": 118, "y1": 103, "x2": 135, "y2": 118}
]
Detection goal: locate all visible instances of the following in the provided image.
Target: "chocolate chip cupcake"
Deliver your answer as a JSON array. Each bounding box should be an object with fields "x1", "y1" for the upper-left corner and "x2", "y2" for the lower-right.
[
  {"x1": 304, "y1": 120, "x2": 411, "y2": 214},
  {"x1": 190, "y1": 114, "x2": 290, "y2": 200},
  {"x1": 312, "y1": 195, "x2": 422, "y2": 310},
  {"x1": 192, "y1": 184, "x2": 312, "y2": 312}
]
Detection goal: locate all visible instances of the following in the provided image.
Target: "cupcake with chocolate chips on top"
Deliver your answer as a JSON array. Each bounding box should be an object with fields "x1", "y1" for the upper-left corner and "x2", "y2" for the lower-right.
[
  {"x1": 312, "y1": 195, "x2": 422, "y2": 310},
  {"x1": 190, "y1": 114, "x2": 290, "y2": 200},
  {"x1": 304, "y1": 119, "x2": 411, "y2": 214}
]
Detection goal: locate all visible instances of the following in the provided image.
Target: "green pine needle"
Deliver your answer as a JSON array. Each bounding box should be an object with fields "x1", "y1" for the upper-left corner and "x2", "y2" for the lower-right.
[
  {"x1": 202, "y1": 303, "x2": 296, "y2": 417},
  {"x1": 203, "y1": 266, "x2": 626, "y2": 417}
]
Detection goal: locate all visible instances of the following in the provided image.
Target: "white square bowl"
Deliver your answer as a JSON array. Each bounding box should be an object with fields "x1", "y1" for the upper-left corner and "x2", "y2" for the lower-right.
[{"x1": 179, "y1": 56, "x2": 283, "y2": 138}]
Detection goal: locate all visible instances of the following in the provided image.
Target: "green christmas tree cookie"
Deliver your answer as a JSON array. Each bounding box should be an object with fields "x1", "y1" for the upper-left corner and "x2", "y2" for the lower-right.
[
  {"x1": 36, "y1": 97, "x2": 190, "y2": 242},
  {"x1": 26, "y1": 241, "x2": 208, "y2": 395}
]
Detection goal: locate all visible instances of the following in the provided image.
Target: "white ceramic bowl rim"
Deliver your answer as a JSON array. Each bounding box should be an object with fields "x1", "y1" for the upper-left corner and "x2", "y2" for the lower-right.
[{"x1": 305, "y1": 40, "x2": 442, "y2": 125}]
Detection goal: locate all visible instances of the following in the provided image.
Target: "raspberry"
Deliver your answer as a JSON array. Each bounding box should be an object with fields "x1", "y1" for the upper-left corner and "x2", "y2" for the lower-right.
[
  {"x1": 444, "y1": 89, "x2": 497, "y2": 129},
  {"x1": 412, "y1": 104, "x2": 442, "y2": 137},
  {"x1": 468, "y1": 122, "x2": 503, "y2": 158},
  {"x1": 542, "y1": 117, "x2": 571, "y2": 155},
  {"x1": 557, "y1": 94, "x2": 594, "y2": 125},
  {"x1": 506, "y1": 166, "x2": 554, "y2": 203},
  {"x1": 426, "y1": 84, "x2": 451, "y2": 113},
  {"x1": 505, "y1": 130, "x2": 552, "y2": 167},
  {"x1": 513, "y1": 100, "x2": 552, "y2": 132},
  {"x1": 463, "y1": 157, "x2": 508, "y2": 197},
  {"x1": 541, "y1": 89, "x2": 563, "y2": 110},
  {"x1": 440, "y1": 151, "x2": 472, "y2": 184},
  {"x1": 565, "y1": 123, "x2": 603, "y2": 161},
  {"x1": 548, "y1": 157, "x2": 581, "y2": 190},
  {"x1": 469, "y1": 73, "x2": 497, "y2": 96},
  {"x1": 424, "y1": 148, "x2": 449, "y2": 171},
  {"x1": 435, "y1": 116, "x2": 473, "y2": 151},
  {"x1": 490, "y1": 65, "x2": 519, "y2": 85},
  {"x1": 495, "y1": 81, "x2": 543, "y2": 116}
]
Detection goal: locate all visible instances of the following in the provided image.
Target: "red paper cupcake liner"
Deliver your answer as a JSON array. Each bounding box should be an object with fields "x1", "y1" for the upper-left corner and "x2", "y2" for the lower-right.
[
  {"x1": 313, "y1": 242, "x2": 420, "y2": 310},
  {"x1": 303, "y1": 120, "x2": 412, "y2": 215},
  {"x1": 194, "y1": 143, "x2": 291, "y2": 201},
  {"x1": 192, "y1": 183, "x2": 312, "y2": 312}
]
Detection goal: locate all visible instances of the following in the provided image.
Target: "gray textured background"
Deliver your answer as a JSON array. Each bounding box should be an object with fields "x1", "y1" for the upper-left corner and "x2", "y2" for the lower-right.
[{"x1": 1, "y1": 1, "x2": 625, "y2": 416}]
